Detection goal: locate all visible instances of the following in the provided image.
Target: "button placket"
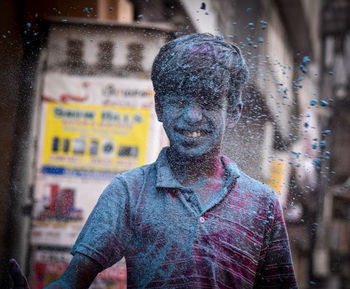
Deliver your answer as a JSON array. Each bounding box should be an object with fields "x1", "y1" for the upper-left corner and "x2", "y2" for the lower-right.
[{"x1": 179, "y1": 189, "x2": 202, "y2": 216}]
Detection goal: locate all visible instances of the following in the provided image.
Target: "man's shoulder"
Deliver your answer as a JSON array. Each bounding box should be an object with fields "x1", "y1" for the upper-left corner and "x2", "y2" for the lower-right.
[
  {"x1": 235, "y1": 170, "x2": 280, "y2": 205},
  {"x1": 111, "y1": 162, "x2": 156, "y2": 189}
]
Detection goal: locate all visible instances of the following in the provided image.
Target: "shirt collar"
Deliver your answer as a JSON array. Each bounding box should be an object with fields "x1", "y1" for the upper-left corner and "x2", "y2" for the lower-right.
[{"x1": 155, "y1": 147, "x2": 240, "y2": 190}]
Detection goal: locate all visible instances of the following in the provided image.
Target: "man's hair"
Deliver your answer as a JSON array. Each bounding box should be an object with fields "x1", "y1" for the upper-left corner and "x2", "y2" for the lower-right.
[{"x1": 151, "y1": 33, "x2": 249, "y2": 113}]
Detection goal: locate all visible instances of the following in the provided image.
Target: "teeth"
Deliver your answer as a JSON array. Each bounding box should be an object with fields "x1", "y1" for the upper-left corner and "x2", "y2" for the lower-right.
[
  {"x1": 190, "y1": 131, "x2": 201, "y2": 137},
  {"x1": 179, "y1": 129, "x2": 202, "y2": 138}
]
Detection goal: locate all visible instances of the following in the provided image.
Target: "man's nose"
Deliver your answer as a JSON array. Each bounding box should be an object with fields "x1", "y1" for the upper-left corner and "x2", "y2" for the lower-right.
[{"x1": 183, "y1": 102, "x2": 203, "y2": 123}]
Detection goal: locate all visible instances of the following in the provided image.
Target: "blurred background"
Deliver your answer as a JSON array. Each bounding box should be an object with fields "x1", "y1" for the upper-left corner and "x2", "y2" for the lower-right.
[{"x1": 0, "y1": 0, "x2": 349, "y2": 288}]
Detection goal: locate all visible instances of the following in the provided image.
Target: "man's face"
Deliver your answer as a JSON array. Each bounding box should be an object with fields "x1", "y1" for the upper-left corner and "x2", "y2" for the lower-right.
[{"x1": 157, "y1": 89, "x2": 230, "y2": 159}]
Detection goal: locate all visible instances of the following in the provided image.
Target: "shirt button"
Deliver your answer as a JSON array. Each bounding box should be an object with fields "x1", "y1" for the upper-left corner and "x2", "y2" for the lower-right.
[
  {"x1": 199, "y1": 216, "x2": 205, "y2": 223},
  {"x1": 184, "y1": 193, "x2": 190, "y2": 201}
]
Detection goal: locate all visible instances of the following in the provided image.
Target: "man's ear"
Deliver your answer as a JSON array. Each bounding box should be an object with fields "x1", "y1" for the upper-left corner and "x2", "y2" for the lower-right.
[
  {"x1": 227, "y1": 103, "x2": 242, "y2": 128},
  {"x1": 155, "y1": 95, "x2": 163, "y2": 122}
]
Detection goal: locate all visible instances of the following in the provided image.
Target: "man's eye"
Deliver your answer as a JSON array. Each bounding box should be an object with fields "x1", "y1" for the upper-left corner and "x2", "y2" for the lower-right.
[
  {"x1": 174, "y1": 102, "x2": 186, "y2": 108},
  {"x1": 165, "y1": 98, "x2": 186, "y2": 108},
  {"x1": 202, "y1": 101, "x2": 222, "y2": 110}
]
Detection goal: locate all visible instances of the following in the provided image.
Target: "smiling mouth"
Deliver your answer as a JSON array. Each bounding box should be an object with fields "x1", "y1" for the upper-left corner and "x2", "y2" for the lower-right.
[{"x1": 175, "y1": 128, "x2": 209, "y2": 138}]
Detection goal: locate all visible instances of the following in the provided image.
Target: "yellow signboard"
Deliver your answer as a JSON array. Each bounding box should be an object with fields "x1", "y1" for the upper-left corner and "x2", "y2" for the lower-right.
[{"x1": 40, "y1": 102, "x2": 150, "y2": 175}]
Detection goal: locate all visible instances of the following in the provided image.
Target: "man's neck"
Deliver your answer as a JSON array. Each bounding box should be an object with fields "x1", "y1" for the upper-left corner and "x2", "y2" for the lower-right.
[{"x1": 166, "y1": 147, "x2": 226, "y2": 192}]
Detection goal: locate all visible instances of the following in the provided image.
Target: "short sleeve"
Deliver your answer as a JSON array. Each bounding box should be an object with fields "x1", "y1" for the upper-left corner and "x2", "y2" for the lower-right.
[
  {"x1": 254, "y1": 196, "x2": 298, "y2": 289},
  {"x1": 71, "y1": 177, "x2": 132, "y2": 269}
]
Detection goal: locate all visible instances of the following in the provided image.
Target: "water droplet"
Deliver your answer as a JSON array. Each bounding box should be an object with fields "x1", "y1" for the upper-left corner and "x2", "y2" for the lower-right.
[
  {"x1": 310, "y1": 99, "x2": 317, "y2": 106},
  {"x1": 320, "y1": 100, "x2": 328, "y2": 106}
]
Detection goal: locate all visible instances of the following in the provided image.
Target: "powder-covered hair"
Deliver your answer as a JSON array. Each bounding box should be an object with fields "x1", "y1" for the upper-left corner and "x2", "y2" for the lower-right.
[{"x1": 151, "y1": 33, "x2": 249, "y2": 113}]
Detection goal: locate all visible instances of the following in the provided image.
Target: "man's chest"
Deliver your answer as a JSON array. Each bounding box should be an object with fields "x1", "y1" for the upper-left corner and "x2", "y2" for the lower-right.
[{"x1": 128, "y1": 189, "x2": 265, "y2": 267}]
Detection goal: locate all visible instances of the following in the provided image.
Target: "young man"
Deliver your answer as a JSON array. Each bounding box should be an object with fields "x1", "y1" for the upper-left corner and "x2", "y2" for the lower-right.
[{"x1": 10, "y1": 33, "x2": 298, "y2": 288}]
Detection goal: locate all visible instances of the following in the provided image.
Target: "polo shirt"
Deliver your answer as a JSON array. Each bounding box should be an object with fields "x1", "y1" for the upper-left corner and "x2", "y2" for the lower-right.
[{"x1": 71, "y1": 147, "x2": 298, "y2": 288}]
